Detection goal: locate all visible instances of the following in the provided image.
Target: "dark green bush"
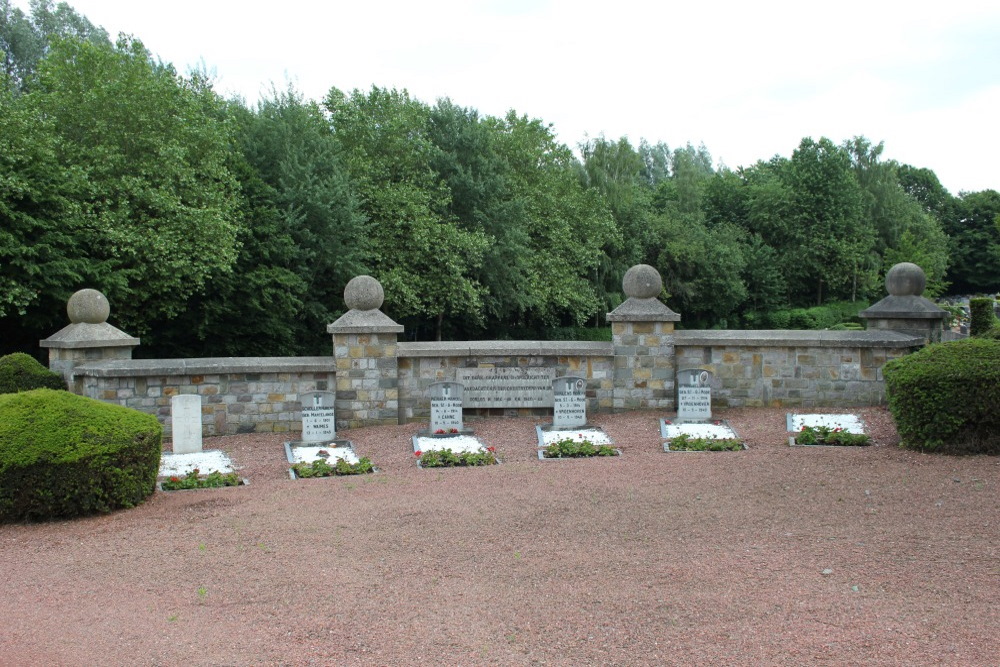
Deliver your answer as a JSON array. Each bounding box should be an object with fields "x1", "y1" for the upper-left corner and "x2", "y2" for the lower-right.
[
  {"x1": 0, "y1": 353, "x2": 66, "y2": 394},
  {"x1": 969, "y1": 298, "x2": 998, "y2": 336},
  {"x1": 0, "y1": 389, "x2": 162, "y2": 522},
  {"x1": 883, "y1": 339, "x2": 1000, "y2": 454}
]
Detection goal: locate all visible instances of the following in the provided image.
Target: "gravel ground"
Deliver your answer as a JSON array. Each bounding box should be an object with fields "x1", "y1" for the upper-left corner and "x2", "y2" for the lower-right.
[{"x1": 1, "y1": 406, "x2": 998, "y2": 666}]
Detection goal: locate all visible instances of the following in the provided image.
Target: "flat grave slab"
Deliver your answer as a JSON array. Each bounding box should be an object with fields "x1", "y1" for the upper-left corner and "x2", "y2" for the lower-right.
[
  {"x1": 660, "y1": 419, "x2": 746, "y2": 452},
  {"x1": 786, "y1": 413, "x2": 865, "y2": 434},
  {"x1": 159, "y1": 449, "x2": 235, "y2": 477},
  {"x1": 535, "y1": 424, "x2": 614, "y2": 448}
]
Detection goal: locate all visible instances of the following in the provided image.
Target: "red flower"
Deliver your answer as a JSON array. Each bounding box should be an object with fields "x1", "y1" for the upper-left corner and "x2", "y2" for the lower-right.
[
  {"x1": 414, "y1": 450, "x2": 422, "y2": 457},
  {"x1": 487, "y1": 446, "x2": 496, "y2": 453},
  {"x1": 169, "y1": 476, "x2": 180, "y2": 483},
  {"x1": 434, "y1": 429, "x2": 445, "y2": 435},
  {"x1": 449, "y1": 428, "x2": 459, "y2": 433},
  {"x1": 665, "y1": 420, "x2": 672, "y2": 425}
]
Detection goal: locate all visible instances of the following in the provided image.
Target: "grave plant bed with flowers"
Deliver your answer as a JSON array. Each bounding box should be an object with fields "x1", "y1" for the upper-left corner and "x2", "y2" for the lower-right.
[
  {"x1": 291, "y1": 456, "x2": 376, "y2": 478},
  {"x1": 158, "y1": 469, "x2": 246, "y2": 491},
  {"x1": 285, "y1": 441, "x2": 377, "y2": 479},
  {"x1": 539, "y1": 436, "x2": 621, "y2": 459},
  {"x1": 664, "y1": 433, "x2": 747, "y2": 451},
  {"x1": 790, "y1": 424, "x2": 871, "y2": 447},
  {"x1": 415, "y1": 446, "x2": 498, "y2": 468}
]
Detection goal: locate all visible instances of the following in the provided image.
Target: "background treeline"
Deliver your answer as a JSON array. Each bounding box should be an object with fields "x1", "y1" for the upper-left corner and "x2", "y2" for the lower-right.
[{"x1": 3, "y1": 1, "x2": 999, "y2": 358}]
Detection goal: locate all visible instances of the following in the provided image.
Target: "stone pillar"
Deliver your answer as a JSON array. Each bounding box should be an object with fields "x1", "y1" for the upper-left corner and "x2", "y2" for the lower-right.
[
  {"x1": 606, "y1": 265, "x2": 680, "y2": 412},
  {"x1": 859, "y1": 263, "x2": 949, "y2": 344},
  {"x1": 39, "y1": 289, "x2": 140, "y2": 392},
  {"x1": 327, "y1": 276, "x2": 403, "y2": 429}
]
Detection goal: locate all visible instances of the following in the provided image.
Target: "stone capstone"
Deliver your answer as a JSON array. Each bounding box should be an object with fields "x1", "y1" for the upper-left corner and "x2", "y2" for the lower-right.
[
  {"x1": 344, "y1": 275, "x2": 384, "y2": 311},
  {"x1": 622, "y1": 264, "x2": 663, "y2": 299},
  {"x1": 67, "y1": 289, "x2": 110, "y2": 324},
  {"x1": 886, "y1": 262, "x2": 926, "y2": 297}
]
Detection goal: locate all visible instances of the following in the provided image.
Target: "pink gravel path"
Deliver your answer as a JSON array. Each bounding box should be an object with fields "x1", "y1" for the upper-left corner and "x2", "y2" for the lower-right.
[{"x1": 1, "y1": 407, "x2": 997, "y2": 666}]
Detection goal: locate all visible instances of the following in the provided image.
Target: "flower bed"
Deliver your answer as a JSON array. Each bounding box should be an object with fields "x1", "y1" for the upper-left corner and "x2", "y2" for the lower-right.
[
  {"x1": 158, "y1": 469, "x2": 247, "y2": 491},
  {"x1": 291, "y1": 456, "x2": 375, "y2": 477},
  {"x1": 790, "y1": 424, "x2": 871, "y2": 447},
  {"x1": 415, "y1": 446, "x2": 498, "y2": 468},
  {"x1": 664, "y1": 433, "x2": 746, "y2": 452},
  {"x1": 539, "y1": 436, "x2": 620, "y2": 459},
  {"x1": 285, "y1": 440, "x2": 377, "y2": 479}
]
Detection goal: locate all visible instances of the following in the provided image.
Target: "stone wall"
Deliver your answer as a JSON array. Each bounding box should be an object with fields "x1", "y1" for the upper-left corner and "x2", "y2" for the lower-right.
[
  {"x1": 72, "y1": 357, "x2": 334, "y2": 437},
  {"x1": 674, "y1": 330, "x2": 920, "y2": 408},
  {"x1": 397, "y1": 341, "x2": 613, "y2": 423}
]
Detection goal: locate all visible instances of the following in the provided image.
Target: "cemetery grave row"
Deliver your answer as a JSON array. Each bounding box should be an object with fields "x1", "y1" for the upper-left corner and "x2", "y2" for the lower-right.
[{"x1": 157, "y1": 377, "x2": 874, "y2": 487}]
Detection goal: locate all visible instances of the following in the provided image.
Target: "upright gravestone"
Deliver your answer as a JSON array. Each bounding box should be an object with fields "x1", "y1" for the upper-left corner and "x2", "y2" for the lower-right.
[
  {"x1": 301, "y1": 391, "x2": 336, "y2": 442},
  {"x1": 676, "y1": 369, "x2": 712, "y2": 421},
  {"x1": 429, "y1": 381, "x2": 464, "y2": 432},
  {"x1": 171, "y1": 394, "x2": 203, "y2": 454},
  {"x1": 552, "y1": 376, "x2": 588, "y2": 429}
]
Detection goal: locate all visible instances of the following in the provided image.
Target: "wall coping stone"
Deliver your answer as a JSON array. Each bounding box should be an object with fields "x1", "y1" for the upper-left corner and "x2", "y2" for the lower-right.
[
  {"x1": 398, "y1": 340, "x2": 612, "y2": 358},
  {"x1": 675, "y1": 329, "x2": 922, "y2": 348},
  {"x1": 606, "y1": 297, "x2": 680, "y2": 322},
  {"x1": 40, "y1": 322, "x2": 140, "y2": 349},
  {"x1": 72, "y1": 356, "x2": 335, "y2": 378},
  {"x1": 858, "y1": 295, "x2": 949, "y2": 320},
  {"x1": 327, "y1": 309, "x2": 403, "y2": 334}
]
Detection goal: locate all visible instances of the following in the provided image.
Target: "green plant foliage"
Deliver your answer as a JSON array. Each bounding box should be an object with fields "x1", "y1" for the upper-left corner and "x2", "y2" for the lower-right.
[
  {"x1": 160, "y1": 469, "x2": 241, "y2": 490},
  {"x1": 969, "y1": 298, "x2": 998, "y2": 336},
  {"x1": 884, "y1": 339, "x2": 1000, "y2": 454},
  {"x1": 793, "y1": 425, "x2": 870, "y2": 446},
  {"x1": 292, "y1": 456, "x2": 375, "y2": 477},
  {"x1": 0, "y1": 388, "x2": 162, "y2": 522},
  {"x1": 0, "y1": 352, "x2": 65, "y2": 393},
  {"x1": 416, "y1": 447, "x2": 497, "y2": 467},
  {"x1": 667, "y1": 433, "x2": 745, "y2": 451},
  {"x1": 542, "y1": 437, "x2": 618, "y2": 458}
]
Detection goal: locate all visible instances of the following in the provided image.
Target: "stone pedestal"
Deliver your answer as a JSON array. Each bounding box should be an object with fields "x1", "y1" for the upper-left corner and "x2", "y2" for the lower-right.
[
  {"x1": 606, "y1": 265, "x2": 680, "y2": 412},
  {"x1": 328, "y1": 276, "x2": 403, "y2": 429},
  {"x1": 859, "y1": 263, "x2": 949, "y2": 344},
  {"x1": 39, "y1": 289, "x2": 139, "y2": 391}
]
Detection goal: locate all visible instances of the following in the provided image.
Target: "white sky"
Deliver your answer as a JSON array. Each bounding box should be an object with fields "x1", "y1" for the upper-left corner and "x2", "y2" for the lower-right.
[{"x1": 14, "y1": 0, "x2": 1000, "y2": 194}]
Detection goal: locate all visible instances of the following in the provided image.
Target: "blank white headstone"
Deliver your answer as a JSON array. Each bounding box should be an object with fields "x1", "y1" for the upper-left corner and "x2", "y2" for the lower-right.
[
  {"x1": 171, "y1": 394, "x2": 203, "y2": 454},
  {"x1": 552, "y1": 376, "x2": 588, "y2": 429},
  {"x1": 429, "y1": 381, "x2": 464, "y2": 432},
  {"x1": 301, "y1": 391, "x2": 336, "y2": 442}
]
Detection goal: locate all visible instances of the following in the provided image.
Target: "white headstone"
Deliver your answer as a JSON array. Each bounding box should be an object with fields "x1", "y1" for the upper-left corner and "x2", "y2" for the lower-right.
[
  {"x1": 552, "y1": 376, "x2": 587, "y2": 429},
  {"x1": 677, "y1": 369, "x2": 712, "y2": 420},
  {"x1": 301, "y1": 391, "x2": 336, "y2": 442},
  {"x1": 429, "y1": 381, "x2": 463, "y2": 432},
  {"x1": 171, "y1": 394, "x2": 203, "y2": 454}
]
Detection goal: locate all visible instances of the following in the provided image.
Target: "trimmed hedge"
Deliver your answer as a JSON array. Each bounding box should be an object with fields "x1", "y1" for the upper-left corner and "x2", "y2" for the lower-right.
[
  {"x1": 969, "y1": 297, "x2": 998, "y2": 336},
  {"x1": 0, "y1": 389, "x2": 162, "y2": 522},
  {"x1": 0, "y1": 353, "x2": 65, "y2": 394},
  {"x1": 883, "y1": 339, "x2": 1000, "y2": 454}
]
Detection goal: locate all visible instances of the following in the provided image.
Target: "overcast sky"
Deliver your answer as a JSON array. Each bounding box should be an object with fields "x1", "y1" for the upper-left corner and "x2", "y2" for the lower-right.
[{"x1": 15, "y1": 0, "x2": 1000, "y2": 194}]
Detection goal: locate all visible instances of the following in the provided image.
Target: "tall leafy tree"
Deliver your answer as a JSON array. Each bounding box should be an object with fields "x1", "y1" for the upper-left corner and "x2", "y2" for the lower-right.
[
  {"x1": 944, "y1": 190, "x2": 1000, "y2": 293},
  {"x1": 28, "y1": 36, "x2": 242, "y2": 337},
  {"x1": 326, "y1": 86, "x2": 488, "y2": 340}
]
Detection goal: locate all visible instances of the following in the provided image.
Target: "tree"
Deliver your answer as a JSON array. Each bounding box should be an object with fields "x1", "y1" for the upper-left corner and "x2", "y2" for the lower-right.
[
  {"x1": 1, "y1": 0, "x2": 107, "y2": 93},
  {"x1": 29, "y1": 36, "x2": 242, "y2": 337},
  {"x1": 945, "y1": 190, "x2": 1000, "y2": 293},
  {"x1": 326, "y1": 86, "x2": 488, "y2": 340}
]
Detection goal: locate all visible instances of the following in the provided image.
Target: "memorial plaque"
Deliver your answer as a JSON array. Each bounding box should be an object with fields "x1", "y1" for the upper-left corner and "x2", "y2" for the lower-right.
[
  {"x1": 677, "y1": 368, "x2": 712, "y2": 420},
  {"x1": 301, "y1": 391, "x2": 336, "y2": 442},
  {"x1": 171, "y1": 394, "x2": 203, "y2": 454},
  {"x1": 552, "y1": 376, "x2": 587, "y2": 429},
  {"x1": 457, "y1": 368, "x2": 556, "y2": 408},
  {"x1": 429, "y1": 381, "x2": 464, "y2": 432}
]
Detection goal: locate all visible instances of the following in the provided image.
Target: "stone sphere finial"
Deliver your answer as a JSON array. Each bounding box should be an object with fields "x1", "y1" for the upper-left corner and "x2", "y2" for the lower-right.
[
  {"x1": 622, "y1": 264, "x2": 663, "y2": 300},
  {"x1": 344, "y1": 275, "x2": 384, "y2": 311},
  {"x1": 66, "y1": 289, "x2": 110, "y2": 324},
  {"x1": 886, "y1": 262, "x2": 926, "y2": 297}
]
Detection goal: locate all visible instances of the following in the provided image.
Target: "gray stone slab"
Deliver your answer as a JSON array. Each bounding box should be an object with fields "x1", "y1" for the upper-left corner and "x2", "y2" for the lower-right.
[
  {"x1": 301, "y1": 391, "x2": 336, "y2": 442},
  {"x1": 674, "y1": 329, "x2": 921, "y2": 348},
  {"x1": 429, "y1": 381, "x2": 463, "y2": 432},
  {"x1": 552, "y1": 376, "x2": 587, "y2": 429},
  {"x1": 677, "y1": 368, "x2": 712, "y2": 420},
  {"x1": 458, "y1": 367, "x2": 555, "y2": 408}
]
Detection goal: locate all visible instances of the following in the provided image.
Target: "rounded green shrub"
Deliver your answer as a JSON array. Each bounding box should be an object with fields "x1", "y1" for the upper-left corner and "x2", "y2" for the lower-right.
[
  {"x1": 0, "y1": 389, "x2": 162, "y2": 522},
  {"x1": 883, "y1": 339, "x2": 1000, "y2": 454},
  {"x1": 0, "y1": 353, "x2": 66, "y2": 394},
  {"x1": 969, "y1": 297, "x2": 999, "y2": 336}
]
